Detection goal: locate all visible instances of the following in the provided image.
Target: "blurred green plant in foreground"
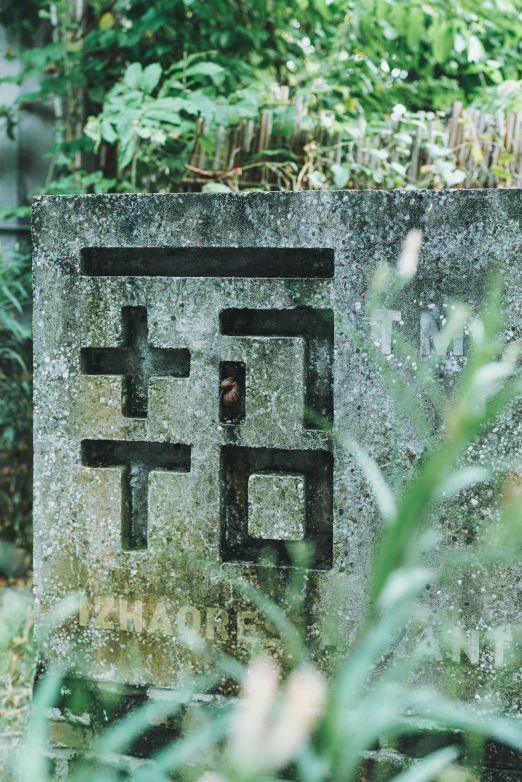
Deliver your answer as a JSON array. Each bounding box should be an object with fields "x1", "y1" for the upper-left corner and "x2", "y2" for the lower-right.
[
  {"x1": 8, "y1": 233, "x2": 522, "y2": 781},
  {"x1": 0, "y1": 245, "x2": 32, "y2": 549},
  {"x1": 0, "y1": 575, "x2": 34, "y2": 780}
]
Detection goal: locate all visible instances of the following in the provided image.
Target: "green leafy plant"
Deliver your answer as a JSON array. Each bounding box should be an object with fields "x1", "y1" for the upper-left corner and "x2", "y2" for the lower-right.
[
  {"x1": 305, "y1": 0, "x2": 522, "y2": 116},
  {"x1": 0, "y1": 245, "x2": 32, "y2": 548},
  {"x1": 3, "y1": 0, "x2": 522, "y2": 207},
  {"x1": 83, "y1": 57, "x2": 262, "y2": 188}
]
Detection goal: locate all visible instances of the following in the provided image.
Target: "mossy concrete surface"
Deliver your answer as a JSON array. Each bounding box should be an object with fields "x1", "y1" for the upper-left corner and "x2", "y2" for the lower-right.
[{"x1": 31, "y1": 191, "x2": 522, "y2": 733}]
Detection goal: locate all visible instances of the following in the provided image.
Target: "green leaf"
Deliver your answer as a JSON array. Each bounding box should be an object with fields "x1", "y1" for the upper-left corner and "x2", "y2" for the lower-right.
[
  {"x1": 144, "y1": 97, "x2": 194, "y2": 123},
  {"x1": 382, "y1": 20, "x2": 399, "y2": 40},
  {"x1": 468, "y1": 34, "x2": 484, "y2": 63},
  {"x1": 454, "y1": 31, "x2": 467, "y2": 53},
  {"x1": 134, "y1": 714, "x2": 231, "y2": 780},
  {"x1": 425, "y1": 143, "x2": 453, "y2": 158},
  {"x1": 187, "y1": 91, "x2": 220, "y2": 121},
  {"x1": 101, "y1": 119, "x2": 117, "y2": 144},
  {"x1": 124, "y1": 62, "x2": 143, "y2": 90},
  {"x1": 376, "y1": 0, "x2": 388, "y2": 21},
  {"x1": 407, "y1": 7, "x2": 424, "y2": 50},
  {"x1": 313, "y1": 0, "x2": 330, "y2": 19},
  {"x1": 436, "y1": 465, "x2": 489, "y2": 500},
  {"x1": 89, "y1": 671, "x2": 222, "y2": 760},
  {"x1": 17, "y1": 668, "x2": 64, "y2": 781},
  {"x1": 0, "y1": 348, "x2": 27, "y2": 370},
  {"x1": 144, "y1": 109, "x2": 182, "y2": 124},
  {"x1": 339, "y1": 435, "x2": 397, "y2": 522},
  {"x1": 150, "y1": 97, "x2": 194, "y2": 112},
  {"x1": 390, "y1": 161, "x2": 407, "y2": 177},
  {"x1": 433, "y1": 22, "x2": 453, "y2": 64},
  {"x1": 391, "y1": 4, "x2": 407, "y2": 33},
  {"x1": 389, "y1": 747, "x2": 460, "y2": 782},
  {"x1": 159, "y1": 78, "x2": 184, "y2": 95},
  {"x1": 2, "y1": 286, "x2": 23, "y2": 314},
  {"x1": 88, "y1": 86, "x2": 105, "y2": 104},
  {"x1": 16, "y1": 91, "x2": 46, "y2": 104},
  {"x1": 140, "y1": 63, "x2": 162, "y2": 94},
  {"x1": 307, "y1": 170, "x2": 327, "y2": 189},
  {"x1": 0, "y1": 206, "x2": 31, "y2": 222},
  {"x1": 99, "y1": 12, "x2": 115, "y2": 30},
  {"x1": 83, "y1": 117, "x2": 101, "y2": 148},
  {"x1": 185, "y1": 62, "x2": 225, "y2": 82},
  {"x1": 331, "y1": 163, "x2": 350, "y2": 189},
  {"x1": 439, "y1": 165, "x2": 466, "y2": 186},
  {"x1": 118, "y1": 137, "x2": 136, "y2": 170},
  {"x1": 93, "y1": 178, "x2": 117, "y2": 194},
  {"x1": 201, "y1": 182, "x2": 232, "y2": 193},
  {"x1": 491, "y1": 165, "x2": 511, "y2": 180}
]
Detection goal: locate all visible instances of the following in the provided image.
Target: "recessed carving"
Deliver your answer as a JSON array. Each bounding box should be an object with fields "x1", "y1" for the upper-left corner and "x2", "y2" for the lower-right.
[
  {"x1": 82, "y1": 439, "x2": 191, "y2": 551},
  {"x1": 220, "y1": 362, "x2": 245, "y2": 424},
  {"x1": 220, "y1": 307, "x2": 333, "y2": 428},
  {"x1": 221, "y1": 446, "x2": 333, "y2": 568},
  {"x1": 81, "y1": 247, "x2": 334, "y2": 278},
  {"x1": 82, "y1": 306, "x2": 190, "y2": 418}
]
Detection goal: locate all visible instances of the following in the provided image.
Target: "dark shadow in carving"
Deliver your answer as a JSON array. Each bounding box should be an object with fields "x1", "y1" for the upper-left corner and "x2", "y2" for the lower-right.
[
  {"x1": 221, "y1": 446, "x2": 333, "y2": 569},
  {"x1": 82, "y1": 440, "x2": 191, "y2": 551},
  {"x1": 81, "y1": 247, "x2": 334, "y2": 278},
  {"x1": 82, "y1": 306, "x2": 190, "y2": 418},
  {"x1": 219, "y1": 361, "x2": 245, "y2": 424},
  {"x1": 220, "y1": 307, "x2": 333, "y2": 429}
]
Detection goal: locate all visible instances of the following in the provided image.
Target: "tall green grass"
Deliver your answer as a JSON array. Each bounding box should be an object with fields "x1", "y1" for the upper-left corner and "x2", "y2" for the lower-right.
[
  {"x1": 13, "y1": 237, "x2": 522, "y2": 781},
  {"x1": 0, "y1": 243, "x2": 32, "y2": 549}
]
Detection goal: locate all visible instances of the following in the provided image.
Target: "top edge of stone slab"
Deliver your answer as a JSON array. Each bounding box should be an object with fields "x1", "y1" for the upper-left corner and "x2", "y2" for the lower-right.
[
  {"x1": 32, "y1": 189, "x2": 522, "y2": 259},
  {"x1": 31, "y1": 188, "x2": 522, "y2": 226},
  {"x1": 31, "y1": 188, "x2": 522, "y2": 201},
  {"x1": 31, "y1": 189, "x2": 522, "y2": 223}
]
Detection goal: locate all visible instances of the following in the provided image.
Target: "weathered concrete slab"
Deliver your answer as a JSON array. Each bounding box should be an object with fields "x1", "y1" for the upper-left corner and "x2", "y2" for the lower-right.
[
  {"x1": 32, "y1": 191, "x2": 522, "y2": 723},
  {"x1": 248, "y1": 473, "x2": 306, "y2": 540}
]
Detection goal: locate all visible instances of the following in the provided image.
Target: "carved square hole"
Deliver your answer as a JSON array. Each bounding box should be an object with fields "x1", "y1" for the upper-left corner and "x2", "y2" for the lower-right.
[
  {"x1": 221, "y1": 446, "x2": 333, "y2": 568},
  {"x1": 248, "y1": 473, "x2": 305, "y2": 540},
  {"x1": 220, "y1": 307, "x2": 333, "y2": 429}
]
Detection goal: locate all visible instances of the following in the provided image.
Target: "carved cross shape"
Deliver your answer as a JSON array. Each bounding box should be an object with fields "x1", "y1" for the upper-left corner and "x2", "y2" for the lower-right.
[
  {"x1": 82, "y1": 439, "x2": 191, "y2": 550},
  {"x1": 82, "y1": 306, "x2": 190, "y2": 418}
]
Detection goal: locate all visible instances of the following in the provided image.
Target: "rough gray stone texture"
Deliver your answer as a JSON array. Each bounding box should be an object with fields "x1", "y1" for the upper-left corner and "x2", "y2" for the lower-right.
[
  {"x1": 248, "y1": 473, "x2": 305, "y2": 540},
  {"x1": 32, "y1": 190, "x2": 522, "y2": 718}
]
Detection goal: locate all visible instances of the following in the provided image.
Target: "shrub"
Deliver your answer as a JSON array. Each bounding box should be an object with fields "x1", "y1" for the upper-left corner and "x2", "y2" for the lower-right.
[{"x1": 0, "y1": 245, "x2": 32, "y2": 549}]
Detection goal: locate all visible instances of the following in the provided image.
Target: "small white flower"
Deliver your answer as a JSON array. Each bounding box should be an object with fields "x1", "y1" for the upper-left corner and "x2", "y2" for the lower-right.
[
  {"x1": 228, "y1": 658, "x2": 326, "y2": 775},
  {"x1": 398, "y1": 229, "x2": 422, "y2": 280}
]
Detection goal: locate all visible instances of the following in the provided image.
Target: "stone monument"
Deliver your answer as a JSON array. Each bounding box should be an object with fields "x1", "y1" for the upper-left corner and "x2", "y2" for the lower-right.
[{"x1": 33, "y1": 190, "x2": 522, "y2": 774}]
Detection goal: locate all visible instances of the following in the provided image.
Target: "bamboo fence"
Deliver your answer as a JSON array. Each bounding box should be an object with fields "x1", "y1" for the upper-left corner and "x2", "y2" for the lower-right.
[{"x1": 182, "y1": 99, "x2": 522, "y2": 191}]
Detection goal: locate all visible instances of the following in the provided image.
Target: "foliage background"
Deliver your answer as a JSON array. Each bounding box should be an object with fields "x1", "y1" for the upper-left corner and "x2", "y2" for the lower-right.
[{"x1": 4, "y1": 0, "x2": 522, "y2": 205}]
